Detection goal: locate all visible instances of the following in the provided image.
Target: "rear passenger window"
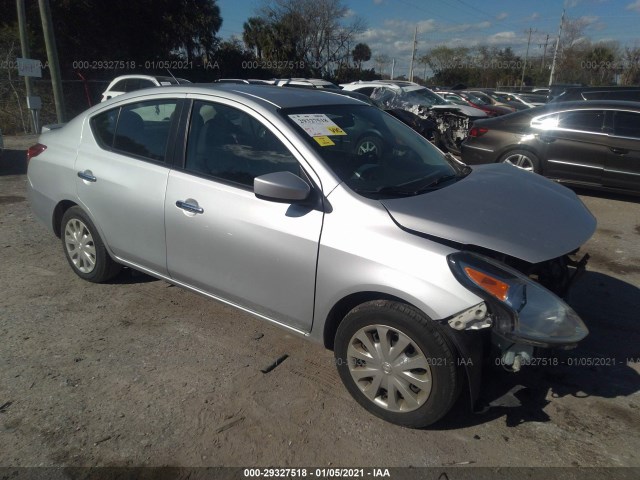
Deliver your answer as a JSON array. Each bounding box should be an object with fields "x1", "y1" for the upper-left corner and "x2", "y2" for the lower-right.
[
  {"x1": 112, "y1": 99, "x2": 177, "y2": 161},
  {"x1": 90, "y1": 100, "x2": 177, "y2": 161},
  {"x1": 184, "y1": 100, "x2": 300, "y2": 187},
  {"x1": 90, "y1": 109, "x2": 118, "y2": 148},
  {"x1": 613, "y1": 111, "x2": 640, "y2": 139},
  {"x1": 557, "y1": 110, "x2": 604, "y2": 133}
]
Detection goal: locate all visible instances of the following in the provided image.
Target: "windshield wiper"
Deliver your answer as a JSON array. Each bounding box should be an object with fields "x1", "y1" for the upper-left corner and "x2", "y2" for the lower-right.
[{"x1": 354, "y1": 173, "x2": 464, "y2": 197}]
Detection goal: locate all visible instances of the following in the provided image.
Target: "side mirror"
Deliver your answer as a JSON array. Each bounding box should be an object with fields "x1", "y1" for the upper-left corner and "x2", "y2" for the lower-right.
[{"x1": 254, "y1": 171, "x2": 311, "y2": 202}]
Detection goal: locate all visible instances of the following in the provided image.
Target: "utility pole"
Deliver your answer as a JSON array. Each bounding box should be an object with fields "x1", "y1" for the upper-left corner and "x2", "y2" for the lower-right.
[
  {"x1": 520, "y1": 27, "x2": 534, "y2": 90},
  {"x1": 391, "y1": 58, "x2": 395, "y2": 80},
  {"x1": 38, "y1": 0, "x2": 65, "y2": 123},
  {"x1": 16, "y1": 0, "x2": 33, "y2": 99},
  {"x1": 409, "y1": 26, "x2": 418, "y2": 82},
  {"x1": 539, "y1": 34, "x2": 550, "y2": 71},
  {"x1": 549, "y1": 9, "x2": 565, "y2": 87},
  {"x1": 16, "y1": 0, "x2": 35, "y2": 133}
]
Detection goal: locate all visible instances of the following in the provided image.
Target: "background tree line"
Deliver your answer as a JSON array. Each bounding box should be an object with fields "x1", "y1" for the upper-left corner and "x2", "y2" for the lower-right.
[{"x1": 418, "y1": 17, "x2": 640, "y2": 88}]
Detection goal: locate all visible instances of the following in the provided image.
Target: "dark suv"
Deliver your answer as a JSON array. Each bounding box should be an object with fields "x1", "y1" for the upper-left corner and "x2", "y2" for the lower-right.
[{"x1": 461, "y1": 100, "x2": 640, "y2": 194}]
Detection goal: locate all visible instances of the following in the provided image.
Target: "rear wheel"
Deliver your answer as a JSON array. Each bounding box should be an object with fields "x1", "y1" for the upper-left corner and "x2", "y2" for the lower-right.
[
  {"x1": 61, "y1": 206, "x2": 121, "y2": 283},
  {"x1": 499, "y1": 149, "x2": 540, "y2": 173},
  {"x1": 334, "y1": 300, "x2": 460, "y2": 428}
]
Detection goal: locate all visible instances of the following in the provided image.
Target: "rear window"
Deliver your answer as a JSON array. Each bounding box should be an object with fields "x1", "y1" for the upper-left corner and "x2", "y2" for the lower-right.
[{"x1": 613, "y1": 111, "x2": 640, "y2": 139}]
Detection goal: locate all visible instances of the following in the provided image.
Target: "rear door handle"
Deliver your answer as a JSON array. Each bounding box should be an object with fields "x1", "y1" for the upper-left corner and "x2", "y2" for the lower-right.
[
  {"x1": 610, "y1": 147, "x2": 629, "y2": 155},
  {"x1": 176, "y1": 200, "x2": 204, "y2": 214},
  {"x1": 77, "y1": 170, "x2": 97, "y2": 182}
]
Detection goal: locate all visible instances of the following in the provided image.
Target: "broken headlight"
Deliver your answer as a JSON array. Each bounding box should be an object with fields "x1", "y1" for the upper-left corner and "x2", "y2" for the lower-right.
[{"x1": 447, "y1": 252, "x2": 588, "y2": 347}]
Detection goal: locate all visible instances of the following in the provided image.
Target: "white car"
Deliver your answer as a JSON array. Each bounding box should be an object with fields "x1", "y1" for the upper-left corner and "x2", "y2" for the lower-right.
[{"x1": 100, "y1": 75, "x2": 191, "y2": 102}]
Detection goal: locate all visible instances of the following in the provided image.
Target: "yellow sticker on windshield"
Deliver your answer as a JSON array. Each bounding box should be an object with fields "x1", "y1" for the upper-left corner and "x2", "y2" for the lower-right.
[
  {"x1": 314, "y1": 136, "x2": 335, "y2": 146},
  {"x1": 326, "y1": 125, "x2": 347, "y2": 136}
]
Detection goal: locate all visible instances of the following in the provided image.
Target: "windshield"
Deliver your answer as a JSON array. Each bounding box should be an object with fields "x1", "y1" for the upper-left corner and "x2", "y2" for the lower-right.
[
  {"x1": 403, "y1": 87, "x2": 449, "y2": 106},
  {"x1": 282, "y1": 104, "x2": 465, "y2": 199},
  {"x1": 464, "y1": 93, "x2": 489, "y2": 105}
]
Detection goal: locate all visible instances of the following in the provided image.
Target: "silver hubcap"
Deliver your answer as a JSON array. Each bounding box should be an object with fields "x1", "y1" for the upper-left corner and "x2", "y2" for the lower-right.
[
  {"x1": 64, "y1": 218, "x2": 97, "y2": 274},
  {"x1": 503, "y1": 153, "x2": 534, "y2": 171},
  {"x1": 358, "y1": 140, "x2": 378, "y2": 155},
  {"x1": 346, "y1": 324, "x2": 432, "y2": 413}
]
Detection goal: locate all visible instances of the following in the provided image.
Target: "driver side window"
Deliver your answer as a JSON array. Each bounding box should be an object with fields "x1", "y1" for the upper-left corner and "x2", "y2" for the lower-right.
[{"x1": 184, "y1": 100, "x2": 301, "y2": 187}]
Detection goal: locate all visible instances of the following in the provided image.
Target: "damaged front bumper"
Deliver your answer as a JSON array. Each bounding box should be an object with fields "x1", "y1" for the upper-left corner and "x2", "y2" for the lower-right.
[{"x1": 446, "y1": 251, "x2": 589, "y2": 366}]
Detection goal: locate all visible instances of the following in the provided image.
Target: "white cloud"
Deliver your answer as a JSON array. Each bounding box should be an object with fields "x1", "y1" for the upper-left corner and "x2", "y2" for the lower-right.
[
  {"x1": 488, "y1": 31, "x2": 517, "y2": 44},
  {"x1": 626, "y1": 0, "x2": 640, "y2": 11},
  {"x1": 442, "y1": 21, "x2": 491, "y2": 33},
  {"x1": 496, "y1": 12, "x2": 508, "y2": 21},
  {"x1": 344, "y1": 9, "x2": 355, "y2": 18}
]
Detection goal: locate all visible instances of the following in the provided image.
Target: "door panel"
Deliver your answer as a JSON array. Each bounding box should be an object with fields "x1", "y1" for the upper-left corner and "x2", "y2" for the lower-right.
[
  {"x1": 535, "y1": 110, "x2": 606, "y2": 184},
  {"x1": 164, "y1": 99, "x2": 323, "y2": 330},
  {"x1": 604, "y1": 111, "x2": 640, "y2": 191},
  {"x1": 165, "y1": 171, "x2": 322, "y2": 330},
  {"x1": 75, "y1": 98, "x2": 179, "y2": 274}
]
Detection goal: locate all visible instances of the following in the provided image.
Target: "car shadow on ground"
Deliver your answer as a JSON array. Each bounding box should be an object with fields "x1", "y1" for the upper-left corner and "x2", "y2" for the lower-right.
[
  {"x1": 433, "y1": 270, "x2": 640, "y2": 430},
  {"x1": 569, "y1": 186, "x2": 640, "y2": 204},
  {"x1": 108, "y1": 267, "x2": 159, "y2": 284},
  {"x1": 0, "y1": 150, "x2": 28, "y2": 176}
]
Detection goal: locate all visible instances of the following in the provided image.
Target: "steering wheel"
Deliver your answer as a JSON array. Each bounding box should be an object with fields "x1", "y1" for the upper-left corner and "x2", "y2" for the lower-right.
[{"x1": 352, "y1": 163, "x2": 382, "y2": 181}]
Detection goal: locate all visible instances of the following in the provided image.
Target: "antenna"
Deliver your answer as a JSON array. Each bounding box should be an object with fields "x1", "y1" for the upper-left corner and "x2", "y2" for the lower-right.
[{"x1": 166, "y1": 68, "x2": 178, "y2": 83}]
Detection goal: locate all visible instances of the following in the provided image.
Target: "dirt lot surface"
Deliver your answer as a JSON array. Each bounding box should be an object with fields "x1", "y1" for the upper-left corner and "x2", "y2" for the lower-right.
[{"x1": 1, "y1": 135, "x2": 639, "y2": 473}]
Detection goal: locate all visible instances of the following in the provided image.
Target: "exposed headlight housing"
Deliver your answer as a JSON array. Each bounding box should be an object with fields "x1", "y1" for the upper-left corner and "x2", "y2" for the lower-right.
[{"x1": 448, "y1": 252, "x2": 588, "y2": 347}]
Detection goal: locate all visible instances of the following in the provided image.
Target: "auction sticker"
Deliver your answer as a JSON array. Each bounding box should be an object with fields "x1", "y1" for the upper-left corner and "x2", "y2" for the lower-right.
[
  {"x1": 313, "y1": 136, "x2": 335, "y2": 146},
  {"x1": 289, "y1": 114, "x2": 347, "y2": 137}
]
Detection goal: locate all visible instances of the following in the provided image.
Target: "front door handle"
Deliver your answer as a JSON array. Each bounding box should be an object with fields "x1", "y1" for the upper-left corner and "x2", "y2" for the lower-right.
[
  {"x1": 610, "y1": 147, "x2": 629, "y2": 155},
  {"x1": 176, "y1": 200, "x2": 204, "y2": 214},
  {"x1": 77, "y1": 170, "x2": 97, "y2": 182}
]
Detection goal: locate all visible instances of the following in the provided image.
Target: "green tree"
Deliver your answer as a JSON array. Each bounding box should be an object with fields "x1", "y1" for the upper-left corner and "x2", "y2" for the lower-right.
[{"x1": 352, "y1": 43, "x2": 371, "y2": 71}]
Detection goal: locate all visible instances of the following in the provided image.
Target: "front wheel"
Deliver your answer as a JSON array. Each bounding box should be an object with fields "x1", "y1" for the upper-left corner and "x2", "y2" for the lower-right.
[
  {"x1": 61, "y1": 206, "x2": 122, "y2": 283},
  {"x1": 334, "y1": 300, "x2": 460, "y2": 428}
]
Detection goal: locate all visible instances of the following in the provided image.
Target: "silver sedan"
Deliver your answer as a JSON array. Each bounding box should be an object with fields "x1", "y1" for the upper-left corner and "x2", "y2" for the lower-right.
[{"x1": 27, "y1": 84, "x2": 595, "y2": 427}]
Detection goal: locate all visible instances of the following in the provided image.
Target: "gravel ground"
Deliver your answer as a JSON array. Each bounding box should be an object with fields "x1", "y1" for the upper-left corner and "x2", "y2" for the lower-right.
[{"x1": 0, "y1": 135, "x2": 639, "y2": 472}]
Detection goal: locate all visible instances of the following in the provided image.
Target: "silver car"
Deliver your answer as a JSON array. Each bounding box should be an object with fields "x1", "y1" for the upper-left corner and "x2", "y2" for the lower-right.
[{"x1": 27, "y1": 84, "x2": 595, "y2": 428}]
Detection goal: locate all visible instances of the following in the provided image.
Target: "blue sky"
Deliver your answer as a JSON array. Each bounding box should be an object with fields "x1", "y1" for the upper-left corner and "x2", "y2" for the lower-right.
[{"x1": 215, "y1": 0, "x2": 640, "y2": 77}]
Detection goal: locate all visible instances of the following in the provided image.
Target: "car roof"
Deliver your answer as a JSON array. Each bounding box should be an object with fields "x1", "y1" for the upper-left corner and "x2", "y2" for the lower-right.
[
  {"x1": 532, "y1": 99, "x2": 640, "y2": 110},
  {"x1": 99, "y1": 83, "x2": 364, "y2": 111}
]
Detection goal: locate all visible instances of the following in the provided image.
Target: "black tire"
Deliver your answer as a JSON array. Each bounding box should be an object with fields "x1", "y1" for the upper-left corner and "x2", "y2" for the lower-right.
[
  {"x1": 61, "y1": 206, "x2": 121, "y2": 283},
  {"x1": 334, "y1": 300, "x2": 460, "y2": 428},
  {"x1": 498, "y1": 149, "x2": 541, "y2": 173},
  {"x1": 355, "y1": 135, "x2": 383, "y2": 159}
]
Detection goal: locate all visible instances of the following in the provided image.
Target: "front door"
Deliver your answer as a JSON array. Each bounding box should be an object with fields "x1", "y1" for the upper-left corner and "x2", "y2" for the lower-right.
[{"x1": 164, "y1": 99, "x2": 324, "y2": 331}]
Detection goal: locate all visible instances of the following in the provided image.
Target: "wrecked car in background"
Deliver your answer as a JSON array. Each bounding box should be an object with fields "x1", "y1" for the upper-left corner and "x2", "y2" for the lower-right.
[{"x1": 341, "y1": 80, "x2": 487, "y2": 155}]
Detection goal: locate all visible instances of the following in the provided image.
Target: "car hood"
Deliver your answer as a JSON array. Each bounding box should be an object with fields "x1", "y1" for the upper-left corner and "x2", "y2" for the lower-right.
[
  {"x1": 431, "y1": 104, "x2": 487, "y2": 117},
  {"x1": 380, "y1": 164, "x2": 596, "y2": 264}
]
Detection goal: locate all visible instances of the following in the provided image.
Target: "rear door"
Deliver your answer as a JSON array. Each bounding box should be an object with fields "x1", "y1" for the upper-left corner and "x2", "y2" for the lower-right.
[
  {"x1": 533, "y1": 109, "x2": 607, "y2": 185},
  {"x1": 164, "y1": 98, "x2": 324, "y2": 331},
  {"x1": 603, "y1": 110, "x2": 640, "y2": 191},
  {"x1": 76, "y1": 95, "x2": 183, "y2": 274}
]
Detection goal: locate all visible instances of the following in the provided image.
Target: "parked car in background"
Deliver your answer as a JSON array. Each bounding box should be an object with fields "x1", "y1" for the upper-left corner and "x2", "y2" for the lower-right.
[
  {"x1": 437, "y1": 91, "x2": 514, "y2": 117},
  {"x1": 549, "y1": 86, "x2": 640, "y2": 103},
  {"x1": 27, "y1": 84, "x2": 594, "y2": 428},
  {"x1": 100, "y1": 75, "x2": 191, "y2": 102},
  {"x1": 461, "y1": 100, "x2": 640, "y2": 194},
  {"x1": 342, "y1": 81, "x2": 487, "y2": 155},
  {"x1": 464, "y1": 90, "x2": 515, "y2": 110}
]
